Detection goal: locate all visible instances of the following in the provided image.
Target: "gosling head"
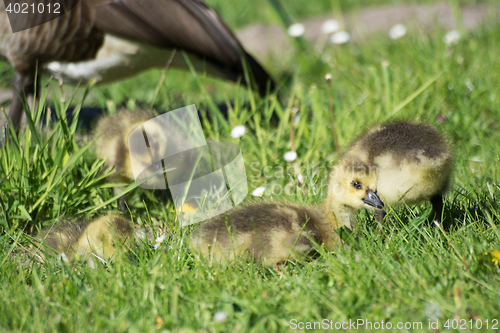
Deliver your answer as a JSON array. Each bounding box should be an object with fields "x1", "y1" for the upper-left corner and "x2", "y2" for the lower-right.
[
  {"x1": 326, "y1": 159, "x2": 384, "y2": 228},
  {"x1": 329, "y1": 159, "x2": 384, "y2": 209},
  {"x1": 127, "y1": 119, "x2": 177, "y2": 187}
]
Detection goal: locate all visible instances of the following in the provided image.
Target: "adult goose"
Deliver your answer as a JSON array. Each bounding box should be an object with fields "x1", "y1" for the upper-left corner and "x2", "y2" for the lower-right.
[{"x1": 0, "y1": 0, "x2": 275, "y2": 131}]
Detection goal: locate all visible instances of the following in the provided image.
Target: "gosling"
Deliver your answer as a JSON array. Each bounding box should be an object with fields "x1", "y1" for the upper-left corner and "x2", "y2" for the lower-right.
[
  {"x1": 94, "y1": 107, "x2": 224, "y2": 211},
  {"x1": 344, "y1": 121, "x2": 453, "y2": 225},
  {"x1": 191, "y1": 158, "x2": 384, "y2": 266},
  {"x1": 34, "y1": 213, "x2": 134, "y2": 264},
  {"x1": 94, "y1": 108, "x2": 155, "y2": 194},
  {"x1": 94, "y1": 108, "x2": 170, "y2": 209}
]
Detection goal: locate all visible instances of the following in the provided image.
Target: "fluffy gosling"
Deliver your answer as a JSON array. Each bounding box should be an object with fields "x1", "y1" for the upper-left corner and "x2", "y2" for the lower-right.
[
  {"x1": 191, "y1": 159, "x2": 384, "y2": 266},
  {"x1": 94, "y1": 107, "x2": 225, "y2": 212},
  {"x1": 94, "y1": 108, "x2": 155, "y2": 194},
  {"x1": 94, "y1": 108, "x2": 174, "y2": 209},
  {"x1": 34, "y1": 214, "x2": 134, "y2": 264},
  {"x1": 344, "y1": 121, "x2": 453, "y2": 225}
]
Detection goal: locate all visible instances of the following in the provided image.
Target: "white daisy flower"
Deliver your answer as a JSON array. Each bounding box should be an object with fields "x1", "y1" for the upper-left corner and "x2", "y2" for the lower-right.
[
  {"x1": 331, "y1": 31, "x2": 350, "y2": 44},
  {"x1": 389, "y1": 24, "x2": 406, "y2": 40},
  {"x1": 444, "y1": 30, "x2": 460, "y2": 45},
  {"x1": 287, "y1": 23, "x2": 305, "y2": 37},
  {"x1": 321, "y1": 19, "x2": 340, "y2": 34},
  {"x1": 325, "y1": 73, "x2": 332, "y2": 82},
  {"x1": 213, "y1": 311, "x2": 228, "y2": 323},
  {"x1": 230, "y1": 125, "x2": 246, "y2": 138},
  {"x1": 284, "y1": 151, "x2": 297, "y2": 162},
  {"x1": 252, "y1": 186, "x2": 266, "y2": 197},
  {"x1": 154, "y1": 233, "x2": 167, "y2": 250}
]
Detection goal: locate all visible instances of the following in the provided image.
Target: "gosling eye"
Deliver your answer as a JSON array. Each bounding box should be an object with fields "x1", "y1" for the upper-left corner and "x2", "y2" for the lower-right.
[{"x1": 352, "y1": 181, "x2": 363, "y2": 190}]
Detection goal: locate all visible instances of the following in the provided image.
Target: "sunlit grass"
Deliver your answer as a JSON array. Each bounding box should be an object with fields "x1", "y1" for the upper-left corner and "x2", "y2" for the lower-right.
[{"x1": 1, "y1": 1, "x2": 500, "y2": 332}]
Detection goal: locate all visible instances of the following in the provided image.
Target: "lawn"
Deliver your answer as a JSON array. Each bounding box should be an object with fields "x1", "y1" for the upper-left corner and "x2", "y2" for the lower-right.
[{"x1": 1, "y1": 0, "x2": 500, "y2": 332}]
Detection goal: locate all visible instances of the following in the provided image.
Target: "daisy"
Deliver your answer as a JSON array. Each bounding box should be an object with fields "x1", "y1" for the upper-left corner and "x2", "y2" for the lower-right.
[
  {"x1": 331, "y1": 31, "x2": 350, "y2": 44},
  {"x1": 154, "y1": 233, "x2": 167, "y2": 250},
  {"x1": 231, "y1": 125, "x2": 246, "y2": 138},
  {"x1": 321, "y1": 19, "x2": 340, "y2": 34},
  {"x1": 444, "y1": 30, "x2": 460, "y2": 45},
  {"x1": 213, "y1": 311, "x2": 228, "y2": 323},
  {"x1": 252, "y1": 186, "x2": 266, "y2": 197},
  {"x1": 284, "y1": 151, "x2": 297, "y2": 162},
  {"x1": 287, "y1": 23, "x2": 305, "y2": 37},
  {"x1": 389, "y1": 24, "x2": 406, "y2": 40}
]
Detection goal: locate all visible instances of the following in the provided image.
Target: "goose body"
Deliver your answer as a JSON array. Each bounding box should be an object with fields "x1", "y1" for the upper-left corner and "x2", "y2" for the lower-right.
[
  {"x1": 191, "y1": 158, "x2": 384, "y2": 266},
  {"x1": 0, "y1": 0, "x2": 275, "y2": 131},
  {"x1": 35, "y1": 213, "x2": 134, "y2": 263},
  {"x1": 191, "y1": 202, "x2": 331, "y2": 266},
  {"x1": 44, "y1": 34, "x2": 181, "y2": 84},
  {"x1": 0, "y1": 0, "x2": 102, "y2": 131},
  {"x1": 344, "y1": 121, "x2": 453, "y2": 223}
]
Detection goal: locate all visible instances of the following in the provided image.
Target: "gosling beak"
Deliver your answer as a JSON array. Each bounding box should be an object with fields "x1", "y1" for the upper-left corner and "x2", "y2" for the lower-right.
[{"x1": 362, "y1": 189, "x2": 384, "y2": 209}]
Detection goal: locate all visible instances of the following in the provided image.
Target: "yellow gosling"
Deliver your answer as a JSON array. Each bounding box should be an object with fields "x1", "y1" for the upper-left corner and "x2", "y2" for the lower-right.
[
  {"x1": 191, "y1": 158, "x2": 383, "y2": 266},
  {"x1": 344, "y1": 121, "x2": 453, "y2": 225}
]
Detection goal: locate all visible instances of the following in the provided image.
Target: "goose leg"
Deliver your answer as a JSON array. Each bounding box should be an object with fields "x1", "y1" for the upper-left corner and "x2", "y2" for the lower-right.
[
  {"x1": 118, "y1": 195, "x2": 128, "y2": 212},
  {"x1": 374, "y1": 209, "x2": 386, "y2": 234},
  {"x1": 3, "y1": 73, "x2": 34, "y2": 144},
  {"x1": 10, "y1": 73, "x2": 34, "y2": 131},
  {"x1": 430, "y1": 194, "x2": 443, "y2": 227},
  {"x1": 374, "y1": 209, "x2": 386, "y2": 223}
]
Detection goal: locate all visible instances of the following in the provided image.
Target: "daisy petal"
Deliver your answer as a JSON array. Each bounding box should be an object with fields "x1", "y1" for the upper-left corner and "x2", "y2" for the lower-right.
[
  {"x1": 284, "y1": 151, "x2": 297, "y2": 162},
  {"x1": 231, "y1": 125, "x2": 246, "y2": 138},
  {"x1": 252, "y1": 186, "x2": 266, "y2": 197},
  {"x1": 288, "y1": 23, "x2": 305, "y2": 37},
  {"x1": 331, "y1": 31, "x2": 350, "y2": 44},
  {"x1": 444, "y1": 30, "x2": 460, "y2": 45},
  {"x1": 321, "y1": 19, "x2": 340, "y2": 34},
  {"x1": 389, "y1": 24, "x2": 406, "y2": 40}
]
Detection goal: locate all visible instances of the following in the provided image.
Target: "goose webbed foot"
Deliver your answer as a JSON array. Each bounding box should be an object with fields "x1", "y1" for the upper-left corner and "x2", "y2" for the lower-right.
[{"x1": 430, "y1": 194, "x2": 444, "y2": 228}]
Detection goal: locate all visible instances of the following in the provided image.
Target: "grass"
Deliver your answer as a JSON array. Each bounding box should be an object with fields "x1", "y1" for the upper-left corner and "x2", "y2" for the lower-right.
[{"x1": 1, "y1": 0, "x2": 500, "y2": 332}]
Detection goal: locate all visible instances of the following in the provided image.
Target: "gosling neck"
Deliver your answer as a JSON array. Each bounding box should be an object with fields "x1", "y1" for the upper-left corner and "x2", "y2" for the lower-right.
[{"x1": 322, "y1": 196, "x2": 357, "y2": 230}]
